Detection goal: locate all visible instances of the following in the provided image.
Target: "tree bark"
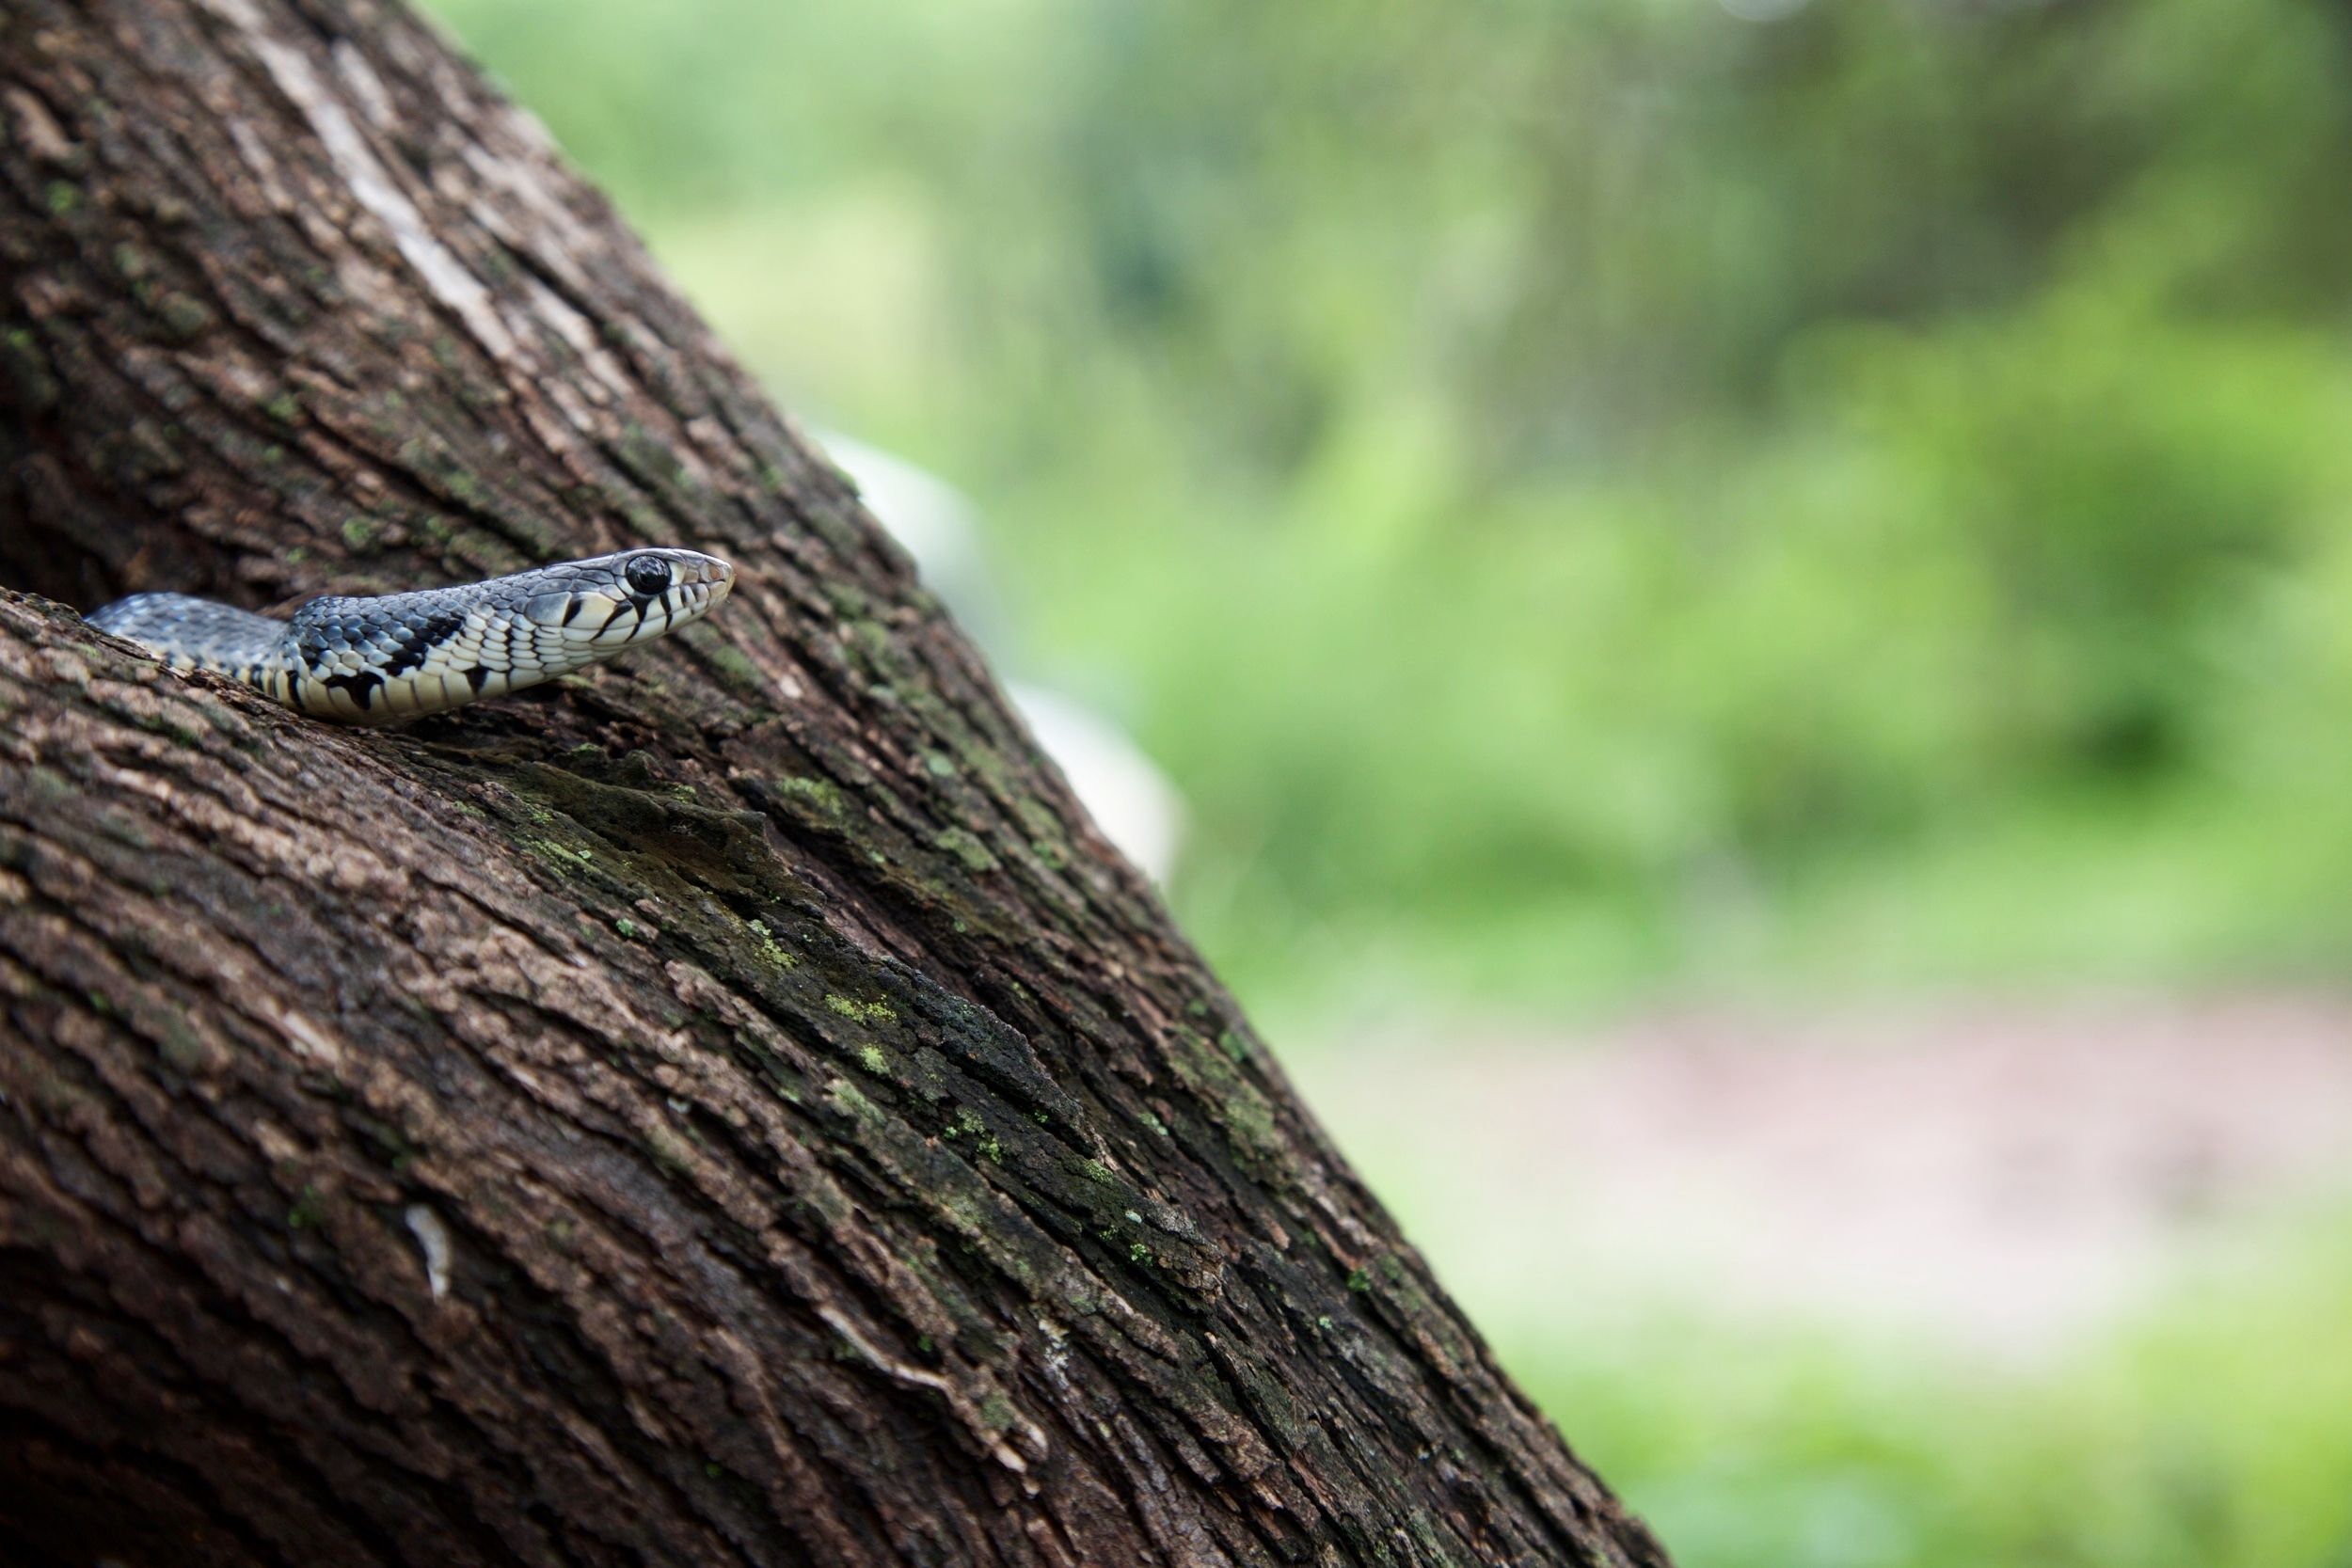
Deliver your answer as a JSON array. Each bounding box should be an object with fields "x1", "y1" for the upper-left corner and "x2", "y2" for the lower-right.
[{"x1": 0, "y1": 3, "x2": 1673, "y2": 1565}]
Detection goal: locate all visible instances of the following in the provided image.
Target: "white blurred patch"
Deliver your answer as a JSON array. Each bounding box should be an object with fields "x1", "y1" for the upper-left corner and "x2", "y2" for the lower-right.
[
  {"x1": 817, "y1": 429, "x2": 988, "y2": 594},
  {"x1": 818, "y1": 429, "x2": 1187, "y2": 882},
  {"x1": 405, "y1": 1202, "x2": 453, "y2": 1302},
  {"x1": 1007, "y1": 683, "x2": 1186, "y2": 883}
]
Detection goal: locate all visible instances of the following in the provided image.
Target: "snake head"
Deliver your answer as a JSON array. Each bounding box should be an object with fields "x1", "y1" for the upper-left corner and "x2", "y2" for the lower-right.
[{"x1": 517, "y1": 548, "x2": 737, "y2": 651}]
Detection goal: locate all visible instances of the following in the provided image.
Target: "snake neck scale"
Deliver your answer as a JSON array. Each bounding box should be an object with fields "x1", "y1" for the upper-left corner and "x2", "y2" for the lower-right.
[{"x1": 85, "y1": 548, "x2": 736, "y2": 724}]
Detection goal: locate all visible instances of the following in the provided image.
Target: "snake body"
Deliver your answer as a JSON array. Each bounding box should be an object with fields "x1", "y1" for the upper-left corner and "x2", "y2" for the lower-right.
[{"x1": 87, "y1": 548, "x2": 736, "y2": 724}]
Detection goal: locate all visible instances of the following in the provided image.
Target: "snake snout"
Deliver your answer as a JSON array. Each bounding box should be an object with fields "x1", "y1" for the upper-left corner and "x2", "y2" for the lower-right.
[
  {"x1": 671, "y1": 551, "x2": 734, "y2": 612},
  {"x1": 657, "y1": 548, "x2": 734, "y2": 594}
]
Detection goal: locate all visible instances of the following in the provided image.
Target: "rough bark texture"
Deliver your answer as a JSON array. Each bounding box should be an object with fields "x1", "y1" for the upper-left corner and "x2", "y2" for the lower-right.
[{"x1": 0, "y1": 3, "x2": 1673, "y2": 1565}]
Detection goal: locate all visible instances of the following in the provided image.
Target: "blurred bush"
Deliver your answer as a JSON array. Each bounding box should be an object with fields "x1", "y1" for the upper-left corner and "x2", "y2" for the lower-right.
[{"x1": 431, "y1": 0, "x2": 2352, "y2": 1009}]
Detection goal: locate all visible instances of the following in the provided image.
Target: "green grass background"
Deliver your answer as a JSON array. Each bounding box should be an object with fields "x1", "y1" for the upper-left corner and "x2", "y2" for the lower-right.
[{"x1": 421, "y1": 1, "x2": 2352, "y2": 1560}]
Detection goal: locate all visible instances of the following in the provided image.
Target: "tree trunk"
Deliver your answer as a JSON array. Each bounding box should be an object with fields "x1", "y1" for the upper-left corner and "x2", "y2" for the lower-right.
[{"x1": 0, "y1": 3, "x2": 1672, "y2": 1564}]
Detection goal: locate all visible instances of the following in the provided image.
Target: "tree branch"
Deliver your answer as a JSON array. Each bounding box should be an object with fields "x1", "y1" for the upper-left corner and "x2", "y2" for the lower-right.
[{"x1": 0, "y1": 1, "x2": 1671, "y2": 1563}]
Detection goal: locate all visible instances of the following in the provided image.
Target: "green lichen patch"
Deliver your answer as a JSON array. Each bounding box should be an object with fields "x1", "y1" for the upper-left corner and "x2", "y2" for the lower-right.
[
  {"x1": 747, "y1": 918, "x2": 798, "y2": 969},
  {"x1": 822, "y1": 581, "x2": 874, "y2": 620},
  {"x1": 154, "y1": 1018, "x2": 215, "y2": 1074},
  {"x1": 771, "y1": 774, "x2": 849, "y2": 825},
  {"x1": 945, "y1": 1108, "x2": 1003, "y2": 1163},
  {"x1": 1165, "y1": 1028, "x2": 1286, "y2": 1175},
  {"x1": 615, "y1": 422, "x2": 693, "y2": 495},
  {"x1": 933, "y1": 827, "x2": 999, "y2": 874},
  {"x1": 524, "y1": 837, "x2": 596, "y2": 871},
  {"x1": 23, "y1": 767, "x2": 77, "y2": 809},
  {"x1": 842, "y1": 619, "x2": 918, "y2": 685},
  {"x1": 827, "y1": 1078, "x2": 887, "y2": 1125},
  {"x1": 155, "y1": 292, "x2": 216, "y2": 341},
  {"x1": 287, "y1": 1184, "x2": 327, "y2": 1229},
  {"x1": 694, "y1": 636, "x2": 767, "y2": 699},
  {"x1": 505, "y1": 762, "x2": 776, "y2": 896},
  {"x1": 827, "y1": 994, "x2": 897, "y2": 1025},
  {"x1": 0, "y1": 327, "x2": 59, "y2": 411}
]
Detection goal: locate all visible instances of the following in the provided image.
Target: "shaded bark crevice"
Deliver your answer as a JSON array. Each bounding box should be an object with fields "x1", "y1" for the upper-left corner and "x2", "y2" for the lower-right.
[{"x1": 1, "y1": 2, "x2": 1674, "y2": 1564}]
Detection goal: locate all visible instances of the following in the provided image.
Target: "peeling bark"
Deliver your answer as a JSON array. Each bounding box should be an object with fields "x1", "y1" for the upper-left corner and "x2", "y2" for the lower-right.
[{"x1": 0, "y1": 2, "x2": 1674, "y2": 1564}]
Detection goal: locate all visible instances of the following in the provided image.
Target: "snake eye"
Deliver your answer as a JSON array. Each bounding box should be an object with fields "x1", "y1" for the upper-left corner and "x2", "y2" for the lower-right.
[{"x1": 624, "y1": 554, "x2": 673, "y2": 597}]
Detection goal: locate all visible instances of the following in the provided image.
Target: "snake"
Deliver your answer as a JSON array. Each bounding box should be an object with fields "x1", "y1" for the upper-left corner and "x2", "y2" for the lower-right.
[{"x1": 85, "y1": 548, "x2": 736, "y2": 724}]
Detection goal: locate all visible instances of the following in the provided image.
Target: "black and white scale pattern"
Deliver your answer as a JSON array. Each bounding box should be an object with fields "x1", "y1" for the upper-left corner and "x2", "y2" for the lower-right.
[{"x1": 86, "y1": 548, "x2": 736, "y2": 723}]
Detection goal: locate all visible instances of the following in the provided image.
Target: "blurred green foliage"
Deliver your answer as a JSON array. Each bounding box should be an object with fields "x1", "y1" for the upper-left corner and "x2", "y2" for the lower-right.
[
  {"x1": 431, "y1": 0, "x2": 2352, "y2": 1014},
  {"x1": 421, "y1": 4, "x2": 2352, "y2": 1561}
]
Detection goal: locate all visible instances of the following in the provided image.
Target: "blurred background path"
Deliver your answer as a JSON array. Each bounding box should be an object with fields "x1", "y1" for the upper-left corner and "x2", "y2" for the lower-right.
[{"x1": 1297, "y1": 991, "x2": 2352, "y2": 1356}]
